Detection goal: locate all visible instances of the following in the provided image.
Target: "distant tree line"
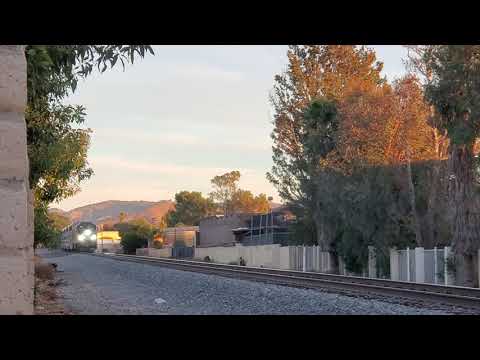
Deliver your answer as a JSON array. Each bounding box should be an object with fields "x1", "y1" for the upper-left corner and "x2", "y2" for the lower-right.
[{"x1": 164, "y1": 171, "x2": 271, "y2": 227}]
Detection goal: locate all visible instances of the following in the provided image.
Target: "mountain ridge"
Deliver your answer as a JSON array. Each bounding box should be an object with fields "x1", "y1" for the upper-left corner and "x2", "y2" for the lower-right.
[{"x1": 50, "y1": 199, "x2": 284, "y2": 226}]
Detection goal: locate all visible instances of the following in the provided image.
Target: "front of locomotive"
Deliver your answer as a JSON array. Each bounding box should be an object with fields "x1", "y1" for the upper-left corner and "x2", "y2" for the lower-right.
[{"x1": 74, "y1": 222, "x2": 98, "y2": 252}]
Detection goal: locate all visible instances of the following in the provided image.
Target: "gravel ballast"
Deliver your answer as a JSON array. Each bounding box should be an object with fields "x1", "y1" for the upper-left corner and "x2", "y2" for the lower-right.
[{"x1": 39, "y1": 250, "x2": 462, "y2": 315}]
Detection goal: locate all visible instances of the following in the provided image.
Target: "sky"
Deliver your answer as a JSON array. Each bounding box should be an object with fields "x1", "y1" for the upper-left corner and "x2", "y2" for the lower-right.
[{"x1": 56, "y1": 45, "x2": 409, "y2": 211}]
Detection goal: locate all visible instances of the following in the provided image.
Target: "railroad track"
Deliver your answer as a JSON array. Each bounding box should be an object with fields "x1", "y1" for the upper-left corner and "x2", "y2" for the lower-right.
[{"x1": 92, "y1": 252, "x2": 480, "y2": 311}]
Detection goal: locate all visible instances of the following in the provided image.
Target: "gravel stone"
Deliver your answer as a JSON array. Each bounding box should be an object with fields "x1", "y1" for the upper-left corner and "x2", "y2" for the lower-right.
[{"x1": 38, "y1": 250, "x2": 464, "y2": 315}]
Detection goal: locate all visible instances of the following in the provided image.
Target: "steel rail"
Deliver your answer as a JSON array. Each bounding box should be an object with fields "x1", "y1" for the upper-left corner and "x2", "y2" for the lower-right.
[{"x1": 91, "y1": 252, "x2": 480, "y2": 310}]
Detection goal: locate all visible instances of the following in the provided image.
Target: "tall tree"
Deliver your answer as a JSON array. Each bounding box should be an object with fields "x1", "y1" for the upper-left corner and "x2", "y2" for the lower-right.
[
  {"x1": 231, "y1": 190, "x2": 270, "y2": 214},
  {"x1": 267, "y1": 46, "x2": 387, "y2": 260},
  {"x1": 209, "y1": 171, "x2": 241, "y2": 215},
  {"x1": 166, "y1": 191, "x2": 216, "y2": 226},
  {"x1": 267, "y1": 45, "x2": 386, "y2": 205},
  {"x1": 413, "y1": 45, "x2": 480, "y2": 287}
]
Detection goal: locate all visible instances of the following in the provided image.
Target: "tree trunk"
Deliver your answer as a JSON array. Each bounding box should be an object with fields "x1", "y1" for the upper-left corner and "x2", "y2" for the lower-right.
[
  {"x1": 405, "y1": 151, "x2": 423, "y2": 247},
  {"x1": 449, "y1": 142, "x2": 480, "y2": 287},
  {"x1": 313, "y1": 206, "x2": 339, "y2": 274}
]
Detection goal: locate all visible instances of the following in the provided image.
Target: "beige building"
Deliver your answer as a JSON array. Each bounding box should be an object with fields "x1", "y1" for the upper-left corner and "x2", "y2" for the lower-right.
[
  {"x1": 198, "y1": 215, "x2": 251, "y2": 248},
  {"x1": 155, "y1": 226, "x2": 198, "y2": 248},
  {"x1": 96, "y1": 231, "x2": 122, "y2": 252}
]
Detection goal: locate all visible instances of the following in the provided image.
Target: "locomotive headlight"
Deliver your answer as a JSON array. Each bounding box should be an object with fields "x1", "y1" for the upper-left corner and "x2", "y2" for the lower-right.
[
  {"x1": 84, "y1": 229, "x2": 92, "y2": 236},
  {"x1": 78, "y1": 234, "x2": 85, "y2": 241},
  {"x1": 90, "y1": 234, "x2": 97, "y2": 240}
]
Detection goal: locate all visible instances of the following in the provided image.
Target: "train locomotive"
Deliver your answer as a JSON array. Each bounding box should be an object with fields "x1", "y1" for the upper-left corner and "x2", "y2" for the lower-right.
[{"x1": 61, "y1": 221, "x2": 97, "y2": 252}]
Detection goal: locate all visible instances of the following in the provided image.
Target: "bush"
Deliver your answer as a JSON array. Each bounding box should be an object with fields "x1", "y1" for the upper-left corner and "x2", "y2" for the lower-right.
[
  {"x1": 152, "y1": 240, "x2": 163, "y2": 249},
  {"x1": 121, "y1": 232, "x2": 148, "y2": 254}
]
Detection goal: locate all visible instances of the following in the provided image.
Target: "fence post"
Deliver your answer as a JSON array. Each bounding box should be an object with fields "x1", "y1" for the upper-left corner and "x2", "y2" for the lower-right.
[
  {"x1": 444, "y1": 246, "x2": 449, "y2": 285},
  {"x1": 414, "y1": 247, "x2": 425, "y2": 283},
  {"x1": 390, "y1": 248, "x2": 399, "y2": 281},
  {"x1": 368, "y1": 246, "x2": 377, "y2": 278},
  {"x1": 406, "y1": 247, "x2": 411, "y2": 282},
  {"x1": 302, "y1": 246, "x2": 306, "y2": 272},
  {"x1": 434, "y1": 246, "x2": 438, "y2": 285},
  {"x1": 444, "y1": 246, "x2": 455, "y2": 286}
]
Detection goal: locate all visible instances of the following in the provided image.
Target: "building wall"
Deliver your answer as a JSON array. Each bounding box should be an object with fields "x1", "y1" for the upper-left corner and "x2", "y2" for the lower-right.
[
  {"x1": 163, "y1": 226, "x2": 198, "y2": 247},
  {"x1": 198, "y1": 215, "x2": 249, "y2": 248},
  {"x1": 0, "y1": 46, "x2": 33, "y2": 314}
]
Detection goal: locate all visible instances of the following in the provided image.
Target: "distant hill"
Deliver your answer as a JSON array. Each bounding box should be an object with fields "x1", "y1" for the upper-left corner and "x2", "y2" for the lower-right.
[
  {"x1": 50, "y1": 199, "x2": 283, "y2": 227},
  {"x1": 51, "y1": 200, "x2": 175, "y2": 226}
]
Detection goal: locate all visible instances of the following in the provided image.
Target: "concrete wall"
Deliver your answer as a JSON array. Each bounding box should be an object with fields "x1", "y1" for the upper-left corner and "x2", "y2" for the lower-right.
[
  {"x1": 148, "y1": 248, "x2": 172, "y2": 258},
  {"x1": 194, "y1": 244, "x2": 328, "y2": 270},
  {"x1": 198, "y1": 215, "x2": 249, "y2": 248},
  {"x1": 136, "y1": 248, "x2": 149, "y2": 256},
  {"x1": 195, "y1": 245, "x2": 240, "y2": 264},
  {"x1": 0, "y1": 45, "x2": 34, "y2": 314}
]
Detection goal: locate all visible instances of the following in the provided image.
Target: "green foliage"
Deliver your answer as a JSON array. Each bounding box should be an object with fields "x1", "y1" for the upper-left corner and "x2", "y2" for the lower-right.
[
  {"x1": 337, "y1": 227, "x2": 368, "y2": 274},
  {"x1": 114, "y1": 218, "x2": 155, "y2": 240},
  {"x1": 34, "y1": 205, "x2": 61, "y2": 249},
  {"x1": 121, "y1": 232, "x2": 148, "y2": 254},
  {"x1": 27, "y1": 103, "x2": 93, "y2": 204},
  {"x1": 267, "y1": 45, "x2": 385, "y2": 206},
  {"x1": 421, "y1": 46, "x2": 480, "y2": 146},
  {"x1": 26, "y1": 45, "x2": 154, "y2": 105},
  {"x1": 166, "y1": 191, "x2": 215, "y2": 226},
  {"x1": 26, "y1": 45, "x2": 154, "y2": 242}
]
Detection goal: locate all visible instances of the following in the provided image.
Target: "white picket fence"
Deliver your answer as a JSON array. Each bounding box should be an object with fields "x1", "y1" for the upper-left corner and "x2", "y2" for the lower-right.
[{"x1": 390, "y1": 247, "x2": 456, "y2": 285}]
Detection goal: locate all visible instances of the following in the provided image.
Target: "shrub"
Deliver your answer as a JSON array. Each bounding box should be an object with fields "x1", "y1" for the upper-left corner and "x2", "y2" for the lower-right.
[
  {"x1": 152, "y1": 240, "x2": 163, "y2": 249},
  {"x1": 121, "y1": 232, "x2": 148, "y2": 254}
]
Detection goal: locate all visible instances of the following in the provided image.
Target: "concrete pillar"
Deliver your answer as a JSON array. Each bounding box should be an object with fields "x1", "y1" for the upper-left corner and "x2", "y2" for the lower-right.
[
  {"x1": 368, "y1": 246, "x2": 377, "y2": 278},
  {"x1": 390, "y1": 248, "x2": 399, "y2": 281},
  {"x1": 0, "y1": 45, "x2": 34, "y2": 314},
  {"x1": 414, "y1": 247, "x2": 425, "y2": 283}
]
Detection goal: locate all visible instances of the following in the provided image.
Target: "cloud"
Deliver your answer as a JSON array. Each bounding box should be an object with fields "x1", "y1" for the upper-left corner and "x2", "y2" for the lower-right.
[
  {"x1": 93, "y1": 128, "x2": 202, "y2": 146},
  {"x1": 89, "y1": 155, "x2": 248, "y2": 177},
  {"x1": 92, "y1": 128, "x2": 272, "y2": 151},
  {"x1": 165, "y1": 62, "x2": 245, "y2": 82}
]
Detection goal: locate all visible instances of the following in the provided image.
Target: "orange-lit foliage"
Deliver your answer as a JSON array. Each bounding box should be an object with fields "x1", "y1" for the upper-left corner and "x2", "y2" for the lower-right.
[{"x1": 324, "y1": 75, "x2": 442, "y2": 174}]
